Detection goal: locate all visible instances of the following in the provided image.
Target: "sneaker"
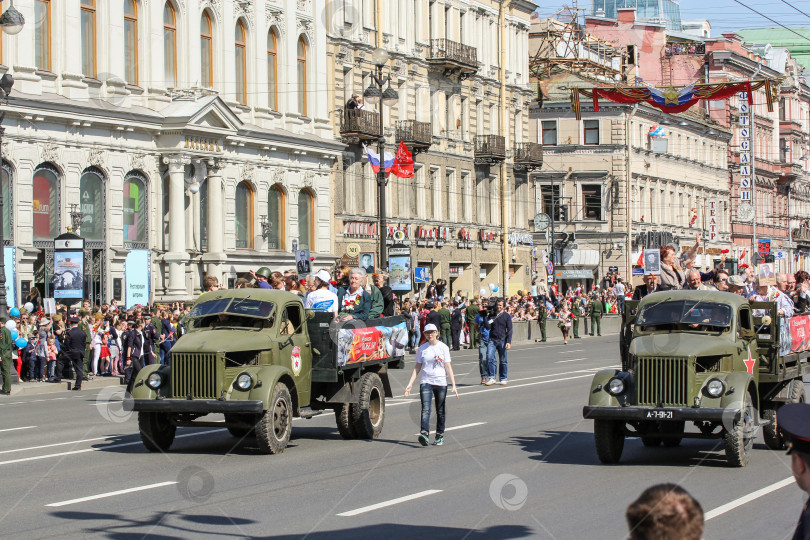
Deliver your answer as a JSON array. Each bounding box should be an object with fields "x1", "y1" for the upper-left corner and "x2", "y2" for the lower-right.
[
  {"x1": 499, "y1": 379, "x2": 508, "y2": 385},
  {"x1": 418, "y1": 432, "x2": 429, "y2": 446},
  {"x1": 432, "y1": 435, "x2": 444, "y2": 446},
  {"x1": 484, "y1": 378, "x2": 496, "y2": 386}
]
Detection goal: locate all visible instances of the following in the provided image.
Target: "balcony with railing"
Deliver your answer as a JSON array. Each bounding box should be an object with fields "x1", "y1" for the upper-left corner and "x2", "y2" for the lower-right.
[
  {"x1": 474, "y1": 135, "x2": 505, "y2": 164},
  {"x1": 395, "y1": 120, "x2": 432, "y2": 152},
  {"x1": 339, "y1": 109, "x2": 381, "y2": 143},
  {"x1": 664, "y1": 42, "x2": 706, "y2": 56},
  {"x1": 427, "y1": 39, "x2": 478, "y2": 76},
  {"x1": 513, "y1": 142, "x2": 543, "y2": 170}
]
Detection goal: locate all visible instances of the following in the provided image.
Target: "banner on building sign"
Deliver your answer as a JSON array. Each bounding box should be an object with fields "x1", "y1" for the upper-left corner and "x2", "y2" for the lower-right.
[
  {"x1": 53, "y1": 251, "x2": 84, "y2": 299},
  {"x1": 706, "y1": 198, "x2": 719, "y2": 242},
  {"x1": 125, "y1": 249, "x2": 151, "y2": 308},
  {"x1": 3, "y1": 246, "x2": 15, "y2": 308}
]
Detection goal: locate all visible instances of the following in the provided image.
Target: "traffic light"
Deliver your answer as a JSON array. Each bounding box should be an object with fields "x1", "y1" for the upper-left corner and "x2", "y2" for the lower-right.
[{"x1": 559, "y1": 205, "x2": 568, "y2": 222}]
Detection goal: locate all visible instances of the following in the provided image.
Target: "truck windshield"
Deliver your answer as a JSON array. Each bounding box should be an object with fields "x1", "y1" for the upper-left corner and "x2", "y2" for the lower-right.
[{"x1": 637, "y1": 300, "x2": 732, "y2": 329}]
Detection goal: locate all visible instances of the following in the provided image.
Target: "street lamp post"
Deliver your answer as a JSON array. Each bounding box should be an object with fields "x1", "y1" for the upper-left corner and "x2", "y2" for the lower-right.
[
  {"x1": 0, "y1": 72, "x2": 15, "y2": 320},
  {"x1": 363, "y1": 47, "x2": 398, "y2": 273}
]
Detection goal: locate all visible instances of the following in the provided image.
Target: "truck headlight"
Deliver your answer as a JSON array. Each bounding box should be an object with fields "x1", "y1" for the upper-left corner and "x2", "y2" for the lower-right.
[
  {"x1": 705, "y1": 378, "x2": 725, "y2": 397},
  {"x1": 146, "y1": 372, "x2": 163, "y2": 390},
  {"x1": 607, "y1": 377, "x2": 625, "y2": 396},
  {"x1": 235, "y1": 373, "x2": 254, "y2": 391}
]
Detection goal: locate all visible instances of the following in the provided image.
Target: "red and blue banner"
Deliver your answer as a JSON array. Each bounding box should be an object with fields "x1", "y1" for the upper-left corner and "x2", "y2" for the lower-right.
[{"x1": 363, "y1": 145, "x2": 394, "y2": 174}]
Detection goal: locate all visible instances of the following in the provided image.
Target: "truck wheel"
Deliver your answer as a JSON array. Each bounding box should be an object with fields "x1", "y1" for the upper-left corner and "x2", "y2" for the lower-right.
[
  {"x1": 724, "y1": 390, "x2": 755, "y2": 467},
  {"x1": 762, "y1": 380, "x2": 805, "y2": 450},
  {"x1": 661, "y1": 421, "x2": 685, "y2": 447},
  {"x1": 352, "y1": 372, "x2": 385, "y2": 439},
  {"x1": 224, "y1": 414, "x2": 255, "y2": 439},
  {"x1": 255, "y1": 383, "x2": 292, "y2": 454},
  {"x1": 594, "y1": 420, "x2": 624, "y2": 464},
  {"x1": 138, "y1": 412, "x2": 176, "y2": 452},
  {"x1": 335, "y1": 403, "x2": 358, "y2": 439}
]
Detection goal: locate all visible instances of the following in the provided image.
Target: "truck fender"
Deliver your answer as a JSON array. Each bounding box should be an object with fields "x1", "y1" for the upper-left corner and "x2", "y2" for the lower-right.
[
  {"x1": 229, "y1": 365, "x2": 298, "y2": 413},
  {"x1": 719, "y1": 371, "x2": 758, "y2": 415},
  {"x1": 587, "y1": 369, "x2": 622, "y2": 407},
  {"x1": 129, "y1": 364, "x2": 167, "y2": 400}
]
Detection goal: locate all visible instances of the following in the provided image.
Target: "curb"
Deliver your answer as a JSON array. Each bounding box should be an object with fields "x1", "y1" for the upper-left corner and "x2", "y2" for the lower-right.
[{"x1": 5, "y1": 376, "x2": 123, "y2": 397}]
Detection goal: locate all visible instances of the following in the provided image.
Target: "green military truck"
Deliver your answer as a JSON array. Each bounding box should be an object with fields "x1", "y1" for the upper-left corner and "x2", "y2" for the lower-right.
[
  {"x1": 129, "y1": 290, "x2": 407, "y2": 454},
  {"x1": 583, "y1": 290, "x2": 809, "y2": 467}
]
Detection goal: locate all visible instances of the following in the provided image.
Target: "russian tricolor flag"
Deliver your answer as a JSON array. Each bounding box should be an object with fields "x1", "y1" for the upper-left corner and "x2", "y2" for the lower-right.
[{"x1": 364, "y1": 145, "x2": 395, "y2": 174}]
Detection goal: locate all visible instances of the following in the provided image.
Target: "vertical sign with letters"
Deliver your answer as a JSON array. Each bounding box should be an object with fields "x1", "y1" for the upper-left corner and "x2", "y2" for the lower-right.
[
  {"x1": 738, "y1": 93, "x2": 752, "y2": 206},
  {"x1": 706, "y1": 198, "x2": 719, "y2": 242},
  {"x1": 125, "y1": 249, "x2": 151, "y2": 308}
]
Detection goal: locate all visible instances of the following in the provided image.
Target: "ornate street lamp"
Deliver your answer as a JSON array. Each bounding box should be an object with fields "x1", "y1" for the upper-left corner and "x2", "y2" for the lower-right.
[
  {"x1": 0, "y1": 73, "x2": 14, "y2": 320},
  {"x1": 0, "y1": 1, "x2": 24, "y2": 36},
  {"x1": 363, "y1": 47, "x2": 398, "y2": 272}
]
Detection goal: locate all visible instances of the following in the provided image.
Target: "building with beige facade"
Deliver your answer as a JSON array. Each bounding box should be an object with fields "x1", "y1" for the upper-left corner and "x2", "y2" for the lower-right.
[{"x1": 326, "y1": 0, "x2": 539, "y2": 297}]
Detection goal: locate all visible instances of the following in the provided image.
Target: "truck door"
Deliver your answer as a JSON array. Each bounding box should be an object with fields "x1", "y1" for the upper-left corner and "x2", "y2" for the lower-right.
[{"x1": 279, "y1": 303, "x2": 312, "y2": 407}]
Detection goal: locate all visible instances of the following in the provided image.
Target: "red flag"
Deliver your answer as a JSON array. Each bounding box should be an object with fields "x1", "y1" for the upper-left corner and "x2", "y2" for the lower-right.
[
  {"x1": 636, "y1": 251, "x2": 644, "y2": 268},
  {"x1": 389, "y1": 141, "x2": 414, "y2": 179}
]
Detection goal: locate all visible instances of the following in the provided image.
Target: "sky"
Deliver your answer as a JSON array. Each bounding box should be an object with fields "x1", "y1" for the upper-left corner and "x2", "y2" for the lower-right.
[{"x1": 532, "y1": 0, "x2": 810, "y2": 38}]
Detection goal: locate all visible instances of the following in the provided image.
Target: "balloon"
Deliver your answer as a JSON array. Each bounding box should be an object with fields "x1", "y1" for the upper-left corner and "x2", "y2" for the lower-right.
[
  {"x1": 479, "y1": 288, "x2": 487, "y2": 297},
  {"x1": 14, "y1": 338, "x2": 27, "y2": 348},
  {"x1": 9, "y1": 307, "x2": 19, "y2": 317},
  {"x1": 489, "y1": 283, "x2": 496, "y2": 291},
  {"x1": 23, "y1": 302, "x2": 34, "y2": 313},
  {"x1": 4, "y1": 320, "x2": 15, "y2": 330},
  {"x1": 492, "y1": 285, "x2": 499, "y2": 293},
  {"x1": 9, "y1": 329, "x2": 17, "y2": 341}
]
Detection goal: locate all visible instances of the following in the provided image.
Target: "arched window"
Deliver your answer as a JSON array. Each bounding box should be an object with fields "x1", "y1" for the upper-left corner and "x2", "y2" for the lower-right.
[
  {"x1": 267, "y1": 185, "x2": 284, "y2": 250},
  {"x1": 163, "y1": 2, "x2": 177, "y2": 88},
  {"x1": 79, "y1": 168, "x2": 104, "y2": 241},
  {"x1": 200, "y1": 11, "x2": 213, "y2": 88},
  {"x1": 81, "y1": 0, "x2": 96, "y2": 77},
  {"x1": 267, "y1": 29, "x2": 278, "y2": 110},
  {"x1": 32, "y1": 165, "x2": 60, "y2": 241},
  {"x1": 123, "y1": 172, "x2": 148, "y2": 245},
  {"x1": 297, "y1": 189, "x2": 313, "y2": 251},
  {"x1": 34, "y1": 1, "x2": 51, "y2": 70},
  {"x1": 297, "y1": 37, "x2": 308, "y2": 116},
  {"x1": 235, "y1": 20, "x2": 247, "y2": 105},
  {"x1": 1, "y1": 162, "x2": 12, "y2": 242},
  {"x1": 235, "y1": 182, "x2": 254, "y2": 249},
  {"x1": 124, "y1": 0, "x2": 139, "y2": 84}
]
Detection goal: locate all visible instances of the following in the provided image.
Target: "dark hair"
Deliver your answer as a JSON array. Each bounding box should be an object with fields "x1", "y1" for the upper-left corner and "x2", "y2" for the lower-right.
[
  {"x1": 796, "y1": 270, "x2": 810, "y2": 285},
  {"x1": 626, "y1": 484, "x2": 704, "y2": 540},
  {"x1": 659, "y1": 245, "x2": 675, "y2": 259},
  {"x1": 713, "y1": 269, "x2": 729, "y2": 283}
]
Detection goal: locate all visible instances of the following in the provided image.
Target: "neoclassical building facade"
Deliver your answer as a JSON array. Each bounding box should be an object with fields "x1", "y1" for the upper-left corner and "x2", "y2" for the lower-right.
[{"x1": 1, "y1": 0, "x2": 343, "y2": 304}]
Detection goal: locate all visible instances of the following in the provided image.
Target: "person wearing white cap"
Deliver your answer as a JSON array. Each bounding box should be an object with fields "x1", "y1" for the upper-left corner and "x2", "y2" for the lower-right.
[
  {"x1": 404, "y1": 323, "x2": 458, "y2": 447},
  {"x1": 304, "y1": 269, "x2": 339, "y2": 314}
]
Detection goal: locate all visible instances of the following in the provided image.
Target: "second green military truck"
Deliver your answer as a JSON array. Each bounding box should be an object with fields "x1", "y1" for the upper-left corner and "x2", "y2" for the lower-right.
[
  {"x1": 129, "y1": 289, "x2": 408, "y2": 454},
  {"x1": 583, "y1": 290, "x2": 809, "y2": 467}
]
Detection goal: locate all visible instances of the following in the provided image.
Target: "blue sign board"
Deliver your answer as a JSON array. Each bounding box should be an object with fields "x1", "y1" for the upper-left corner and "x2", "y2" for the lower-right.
[
  {"x1": 125, "y1": 249, "x2": 151, "y2": 308},
  {"x1": 414, "y1": 267, "x2": 430, "y2": 284}
]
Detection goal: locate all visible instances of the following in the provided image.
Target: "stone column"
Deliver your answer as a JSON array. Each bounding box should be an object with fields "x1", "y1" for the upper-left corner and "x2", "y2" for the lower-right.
[
  {"x1": 162, "y1": 154, "x2": 190, "y2": 298},
  {"x1": 202, "y1": 158, "x2": 226, "y2": 280}
]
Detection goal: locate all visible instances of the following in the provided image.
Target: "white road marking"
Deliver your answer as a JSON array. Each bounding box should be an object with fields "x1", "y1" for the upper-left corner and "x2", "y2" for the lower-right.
[
  {"x1": 0, "y1": 429, "x2": 227, "y2": 467},
  {"x1": 0, "y1": 426, "x2": 36, "y2": 433},
  {"x1": 705, "y1": 477, "x2": 796, "y2": 520},
  {"x1": 337, "y1": 489, "x2": 443, "y2": 517},
  {"x1": 0, "y1": 397, "x2": 75, "y2": 406},
  {"x1": 555, "y1": 358, "x2": 586, "y2": 364},
  {"x1": 0, "y1": 435, "x2": 117, "y2": 455},
  {"x1": 45, "y1": 481, "x2": 178, "y2": 507},
  {"x1": 415, "y1": 422, "x2": 486, "y2": 436}
]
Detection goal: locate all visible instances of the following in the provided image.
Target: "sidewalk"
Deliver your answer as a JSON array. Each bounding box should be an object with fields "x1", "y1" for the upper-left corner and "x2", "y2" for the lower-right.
[{"x1": 4, "y1": 375, "x2": 123, "y2": 397}]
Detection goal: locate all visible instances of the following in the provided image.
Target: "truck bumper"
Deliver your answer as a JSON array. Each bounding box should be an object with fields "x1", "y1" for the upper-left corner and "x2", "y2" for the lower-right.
[
  {"x1": 583, "y1": 405, "x2": 740, "y2": 423},
  {"x1": 129, "y1": 399, "x2": 263, "y2": 414}
]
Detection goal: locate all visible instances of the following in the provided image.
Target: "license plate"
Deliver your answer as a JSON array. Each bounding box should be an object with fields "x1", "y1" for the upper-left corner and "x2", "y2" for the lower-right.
[{"x1": 646, "y1": 410, "x2": 675, "y2": 420}]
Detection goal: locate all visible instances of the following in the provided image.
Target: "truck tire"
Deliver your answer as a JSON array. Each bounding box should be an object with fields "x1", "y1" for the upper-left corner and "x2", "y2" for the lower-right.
[
  {"x1": 762, "y1": 379, "x2": 806, "y2": 450},
  {"x1": 351, "y1": 372, "x2": 385, "y2": 439},
  {"x1": 255, "y1": 382, "x2": 292, "y2": 454},
  {"x1": 594, "y1": 419, "x2": 625, "y2": 464},
  {"x1": 138, "y1": 412, "x2": 176, "y2": 452},
  {"x1": 661, "y1": 421, "x2": 685, "y2": 447},
  {"x1": 335, "y1": 403, "x2": 358, "y2": 439},
  {"x1": 724, "y1": 390, "x2": 755, "y2": 467},
  {"x1": 224, "y1": 414, "x2": 255, "y2": 439}
]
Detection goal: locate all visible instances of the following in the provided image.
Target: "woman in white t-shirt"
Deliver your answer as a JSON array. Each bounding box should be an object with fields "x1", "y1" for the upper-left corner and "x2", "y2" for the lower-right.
[{"x1": 404, "y1": 323, "x2": 458, "y2": 446}]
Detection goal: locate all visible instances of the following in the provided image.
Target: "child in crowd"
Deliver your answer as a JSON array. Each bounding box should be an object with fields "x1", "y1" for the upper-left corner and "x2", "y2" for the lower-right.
[{"x1": 46, "y1": 337, "x2": 58, "y2": 382}]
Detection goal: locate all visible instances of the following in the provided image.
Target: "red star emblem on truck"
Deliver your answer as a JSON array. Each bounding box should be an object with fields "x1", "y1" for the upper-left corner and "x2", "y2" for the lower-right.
[{"x1": 744, "y1": 346, "x2": 756, "y2": 374}]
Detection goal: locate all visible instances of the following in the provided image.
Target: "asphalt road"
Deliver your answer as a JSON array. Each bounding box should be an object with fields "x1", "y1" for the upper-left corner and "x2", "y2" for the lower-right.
[{"x1": 0, "y1": 335, "x2": 806, "y2": 539}]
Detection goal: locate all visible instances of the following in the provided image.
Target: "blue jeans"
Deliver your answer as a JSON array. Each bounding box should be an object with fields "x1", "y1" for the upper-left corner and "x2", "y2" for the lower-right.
[
  {"x1": 30, "y1": 355, "x2": 45, "y2": 380},
  {"x1": 490, "y1": 340, "x2": 508, "y2": 381},
  {"x1": 419, "y1": 383, "x2": 447, "y2": 435},
  {"x1": 411, "y1": 327, "x2": 420, "y2": 350},
  {"x1": 479, "y1": 339, "x2": 494, "y2": 378}
]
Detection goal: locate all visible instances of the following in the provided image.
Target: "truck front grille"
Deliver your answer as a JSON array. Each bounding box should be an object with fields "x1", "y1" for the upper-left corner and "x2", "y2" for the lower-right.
[
  {"x1": 171, "y1": 353, "x2": 220, "y2": 399},
  {"x1": 636, "y1": 356, "x2": 690, "y2": 407}
]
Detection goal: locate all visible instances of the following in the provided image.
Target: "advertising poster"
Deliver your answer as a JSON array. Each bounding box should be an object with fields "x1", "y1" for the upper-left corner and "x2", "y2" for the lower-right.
[
  {"x1": 3, "y1": 246, "x2": 15, "y2": 308},
  {"x1": 788, "y1": 315, "x2": 810, "y2": 354},
  {"x1": 125, "y1": 249, "x2": 151, "y2": 308},
  {"x1": 53, "y1": 251, "x2": 84, "y2": 299},
  {"x1": 337, "y1": 321, "x2": 408, "y2": 366},
  {"x1": 388, "y1": 255, "x2": 411, "y2": 292}
]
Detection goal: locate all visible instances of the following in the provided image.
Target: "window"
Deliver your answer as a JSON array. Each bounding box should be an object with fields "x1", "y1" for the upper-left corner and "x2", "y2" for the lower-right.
[
  {"x1": 33, "y1": 166, "x2": 60, "y2": 241},
  {"x1": 541, "y1": 184, "x2": 561, "y2": 221},
  {"x1": 81, "y1": 0, "x2": 96, "y2": 77},
  {"x1": 1, "y1": 163, "x2": 12, "y2": 242},
  {"x1": 297, "y1": 37, "x2": 308, "y2": 116},
  {"x1": 235, "y1": 20, "x2": 247, "y2": 105},
  {"x1": 280, "y1": 305, "x2": 302, "y2": 335},
  {"x1": 267, "y1": 30, "x2": 278, "y2": 110},
  {"x1": 123, "y1": 173, "x2": 147, "y2": 245},
  {"x1": 297, "y1": 189, "x2": 313, "y2": 251},
  {"x1": 164, "y1": 2, "x2": 177, "y2": 88},
  {"x1": 582, "y1": 185, "x2": 602, "y2": 220},
  {"x1": 542, "y1": 120, "x2": 557, "y2": 145},
  {"x1": 35, "y1": 0, "x2": 51, "y2": 70},
  {"x1": 79, "y1": 168, "x2": 104, "y2": 241},
  {"x1": 124, "y1": 0, "x2": 139, "y2": 84},
  {"x1": 200, "y1": 11, "x2": 213, "y2": 88},
  {"x1": 267, "y1": 185, "x2": 284, "y2": 249},
  {"x1": 235, "y1": 182, "x2": 254, "y2": 249},
  {"x1": 583, "y1": 120, "x2": 599, "y2": 145}
]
